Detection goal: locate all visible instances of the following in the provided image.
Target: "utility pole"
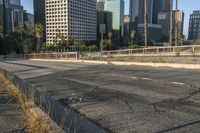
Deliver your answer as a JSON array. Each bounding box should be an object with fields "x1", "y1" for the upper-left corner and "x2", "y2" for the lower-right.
[
  {"x1": 175, "y1": 0, "x2": 179, "y2": 46},
  {"x1": 169, "y1": 0, "x2": 173, "y2": 46},
  {"x1": 144, "y1": 0, "x2": 148, "y2": 47}
]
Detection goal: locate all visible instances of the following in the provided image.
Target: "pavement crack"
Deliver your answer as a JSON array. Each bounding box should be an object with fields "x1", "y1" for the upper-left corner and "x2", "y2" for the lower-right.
[{"x1": 181, "y1": 88, "x2": 200, "y2": 101}]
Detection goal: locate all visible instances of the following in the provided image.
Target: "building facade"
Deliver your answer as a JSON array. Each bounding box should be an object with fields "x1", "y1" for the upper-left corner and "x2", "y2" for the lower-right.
[
  {"x1": 45, "y1": 0, "x2": 97, "y2": 45},
  {"x1": 158, "y1": 10, "x2": 184, "y2": 38},
  {"x1": 0, "y1": 0, "x2": 4, "y2": 35},
  {"x1": 152, "y1": 0, "x2": 171, "y2": 24},
  {"x1": 10, "y1": 0, "x2": 21, "y2": 6},
  {"x1": 34, "y1": 0, "x2": 45, "y2": 26},
  {"x1": 3, "y1": 0, "x2": 24, "y2": 33},
  {"x1": 97, "y1": 0, "x2": 105, "y2": 11},
  {"x1": 104, "y1": 0, "x2": 124, "y2": 38},
  {"x1": 97, "y1": 10, "x2": 112, "y2": 40},
  {"x1": 129, "y1": 0, "x2": 153, "y2": 24},
  {"x1": 137, "y1": 24, "x2": 162, "y2": 42},
  {"x1": 188, "y1": 10, "x2": 200, "y2": 40}
]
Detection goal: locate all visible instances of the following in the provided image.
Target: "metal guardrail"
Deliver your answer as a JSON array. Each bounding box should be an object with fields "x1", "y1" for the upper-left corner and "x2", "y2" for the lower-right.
[
  {"x1": 102, "y1": 45, "x2": 200, "y2": 57},
  {"x1": 0, "y1": 68, "x2": 109, "y2": 133},
  {"x1": 1, "y1": 45, "x2": 200, "y2": 60},
  {"x1": 2, "y1": 52, "x2": 78, "y2": 60}
]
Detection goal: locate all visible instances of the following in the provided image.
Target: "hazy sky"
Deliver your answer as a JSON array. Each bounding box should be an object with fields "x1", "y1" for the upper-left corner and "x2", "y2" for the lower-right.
[{"x1": 21, "y1": 0, "x2": 199, "y2": 37}]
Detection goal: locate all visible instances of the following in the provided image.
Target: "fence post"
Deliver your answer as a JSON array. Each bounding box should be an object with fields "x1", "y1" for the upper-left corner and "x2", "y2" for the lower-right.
[
  {"x1": 76, "y1": 52, "x2": 78, "y2": 60},
  {"x1": 193, "y1": 45, "x2": 195, "y2": 52}
]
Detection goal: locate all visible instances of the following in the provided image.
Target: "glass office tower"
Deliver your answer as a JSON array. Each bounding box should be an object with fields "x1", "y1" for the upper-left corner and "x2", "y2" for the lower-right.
[
  {"x1": 0, "y1": 0, "x2": 4, "y2": 34},
  {"x1": 104, "y1": 0, "x2": 124, "y2": 38}
]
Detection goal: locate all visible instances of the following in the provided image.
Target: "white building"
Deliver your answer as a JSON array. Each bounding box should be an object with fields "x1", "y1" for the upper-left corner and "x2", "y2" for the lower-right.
[{"x1": 45, "y1": 0, "x2": 97, "y2": 45}]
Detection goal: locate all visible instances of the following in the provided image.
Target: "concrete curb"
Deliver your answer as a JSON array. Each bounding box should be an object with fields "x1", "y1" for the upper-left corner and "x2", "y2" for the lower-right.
[
  {"x1": 30, "y1": 59, "x2": 200, "y2": 70},
  {"x1": 0, "y1": 67, "x2": 110, "y2": 133}
]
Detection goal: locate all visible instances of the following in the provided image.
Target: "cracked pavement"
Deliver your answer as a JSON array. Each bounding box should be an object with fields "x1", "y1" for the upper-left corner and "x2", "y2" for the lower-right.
[
  {"x1": 0, "y1": 81, "x2": 26, "y2": 133},
  {"x1": 0, "y1": 60, "x2": 200, "y2": 133}
]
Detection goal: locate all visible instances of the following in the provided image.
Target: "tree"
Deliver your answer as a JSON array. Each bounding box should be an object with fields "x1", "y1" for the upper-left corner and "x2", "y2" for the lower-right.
[
  {"x1": 24, "y1": 21, "x2": 34, "y2": 38},
  {"x1": 175, "y1": 0, "x2": 179, "y2": 46},
  {"x1": 130, "y1": 30, "x2": 136, "y2": 45},
  {"x1": 169, "y1": 0, "x2": 173, "y2": 46},
  {"x1": 14, "y1": 21, "x2": 24, "y2": 40},
  {"x1": 35, "y1": 23, "x2": 44, "y2": 53},
  {"x1": 108, "y1": 32, "x2": 113, "y2": 50}
]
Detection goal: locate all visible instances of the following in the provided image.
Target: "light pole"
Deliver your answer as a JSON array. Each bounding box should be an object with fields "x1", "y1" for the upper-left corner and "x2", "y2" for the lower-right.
[{"x1": 144, "y1": 0, "x2": 148, "y2": 47}]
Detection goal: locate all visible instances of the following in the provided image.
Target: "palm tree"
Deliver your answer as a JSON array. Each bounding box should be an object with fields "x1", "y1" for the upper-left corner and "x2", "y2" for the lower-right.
[
  {"x1": 108, "y1": 32, "x2": 113, "y2": 50},
  {"x1": 34, "y1": 23, "x2": 44, "y2": 53},
  {"x1": 175, "y1": 0, "x2": 179, "y2": 46},
  {"x1": 130, "y1": 30, "x2": 136, "y2": 45},
  {"x1": 169, "y1": 0, "x2": 173, "y2": 46},
  {"x1": 144, "y1": 0, "x2": 148, "y2": 47}
]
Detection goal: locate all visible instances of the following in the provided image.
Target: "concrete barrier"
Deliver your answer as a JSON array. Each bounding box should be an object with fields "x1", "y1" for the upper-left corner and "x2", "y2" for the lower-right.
[{"x1": 0, "y1": 67, "x2": 110, "y2": 133}]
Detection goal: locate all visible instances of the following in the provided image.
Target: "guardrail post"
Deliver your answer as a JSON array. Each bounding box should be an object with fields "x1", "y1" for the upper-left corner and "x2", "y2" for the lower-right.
[
  {"x1": 157, "y1": 48, "x2": 159, "y2": 53},
  {"x1": 76, "y1": 52, "x2": 78, "y2": 60}
]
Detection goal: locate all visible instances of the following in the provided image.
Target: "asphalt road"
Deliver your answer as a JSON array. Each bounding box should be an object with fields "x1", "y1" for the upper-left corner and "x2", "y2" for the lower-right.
[{"x1": 0, "y1": 60, "x2": 200, "y2": 133}]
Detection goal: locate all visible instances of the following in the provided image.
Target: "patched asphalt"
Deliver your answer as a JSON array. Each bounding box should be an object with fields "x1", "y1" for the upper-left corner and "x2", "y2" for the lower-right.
[{"x1": 0, "y1": 60, "x2": 200, "y2": 133}]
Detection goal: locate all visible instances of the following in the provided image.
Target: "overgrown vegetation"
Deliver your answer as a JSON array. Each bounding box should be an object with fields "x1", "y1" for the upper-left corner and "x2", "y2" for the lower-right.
[
  {"x1": 175, "y1": 48, "x2": 181, "y2": 57},
  {"x1": 0, "y1": 75, "x2": 49, "y2": 133}
]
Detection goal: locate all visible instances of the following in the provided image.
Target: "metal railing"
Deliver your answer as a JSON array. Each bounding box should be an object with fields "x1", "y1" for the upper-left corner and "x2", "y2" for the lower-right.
[
  {"x1": 1, "y1": 45, "x2": 200, "y2": 61},
  {"x1": 102, "y1": 45, "x2": 200, "y2": 57},
  {"x1": 2, "y1": 52, "x2": 78, "y2": 60}
]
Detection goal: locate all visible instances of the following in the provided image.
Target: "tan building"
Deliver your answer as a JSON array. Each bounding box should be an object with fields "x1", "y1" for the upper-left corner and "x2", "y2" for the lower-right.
[{"x1": 45, "y1": 0, "x2": 97, "y2": 45}]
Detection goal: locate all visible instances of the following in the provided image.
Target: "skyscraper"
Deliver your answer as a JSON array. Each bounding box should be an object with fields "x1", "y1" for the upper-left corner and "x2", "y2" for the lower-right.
[
  {"x1": 152, "y1": 0, "x2": 171, "y2": 24},
  {"x1": 188, "y1": 10, "x2": 200, "y2": 40},
  {"x1": 97, "y1": 0, "x2": 105, "y2": 11},
  {"x1": 10, "y1": 0, "x2": 21, "y2": 6},
  {"x1": 129, "y1": 0, "x2": 153, "y2": 24},
  {"x1": 158, "y1": 10, "x2": 184, "y2": 38},
  {"x1": 3, "y1": 0, "x2": 24, "y2": 33},
  {"x1": 34, "y1": 0, "x2": 45, "y2": 26},
  {"x1": 0, "y1": 0, "x2": 4, "y2": 35},
  {"x1": 45, "y1": 0, "x2": 97, "y2": 45},
  {"x1": 97, "y1": 11, "x2": 112, "y2": 40},
  {"x1": 104, "y1": 0, "x2": 124, "y2": 38},
  {"x1": 130, "y1": 0, "x2": 171, "y2": 24}
]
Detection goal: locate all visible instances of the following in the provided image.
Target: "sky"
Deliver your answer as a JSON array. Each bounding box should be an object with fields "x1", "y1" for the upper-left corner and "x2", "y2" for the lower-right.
[{"x1": 21, "y1": 0, "x2": 199, "y2": 38}]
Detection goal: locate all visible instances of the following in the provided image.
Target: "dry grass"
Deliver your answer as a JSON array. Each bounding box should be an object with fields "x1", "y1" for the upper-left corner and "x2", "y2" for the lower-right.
[{"x1": 0, "y1": 74, "x2": 50, "y2": 133}]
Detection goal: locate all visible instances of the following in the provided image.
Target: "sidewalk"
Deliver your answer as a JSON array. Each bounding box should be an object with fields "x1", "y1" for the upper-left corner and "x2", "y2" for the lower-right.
[{"x1": 0, "y1": 85, "x2": 26, "y2": 133}]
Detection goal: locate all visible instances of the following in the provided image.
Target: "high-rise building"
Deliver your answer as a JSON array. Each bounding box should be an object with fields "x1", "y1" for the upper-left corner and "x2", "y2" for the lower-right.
[
  {"x1": 97, "y1": 0, "x2": 105, "y2": 11},
  {"x1": 34, "y1": 0, "x2": 45, "y2": 26},
  {"x1": 97, "y1": 10, "x2": 112, "y2": 40},
  {"x1": 158, "y1": 10, "x2": 184, "y2": 38},
  {"x1": 45, "y1": 0, "x2": 97, "y2": 45},
  {"x1": 130, "y1": 0, "x2": 171, "y2": 24},
  {"x1": 152, "y1": 0, "x2": 171, "y2": 24},
  {"x1": 104, "y1": 0, "x2": 124, "y2": 38},
  {"x1": 10, "y1": 0, "x2": 21, "y2": 6},
  {"x1": 129, "y1": 0, "x2": 153, "y2": 24},
  {"x1": 137, "y1": 24, "x2": 162, "y2": 42},
  {"x1": 0, "y1": 0, "x2": 4, "y2": 35},
  {"x1": 3, "y1": 0, "x2": 24, "y2": 33},
  {"x1": 188, "y1": 10, "x2": 200, "y2": 40}
]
